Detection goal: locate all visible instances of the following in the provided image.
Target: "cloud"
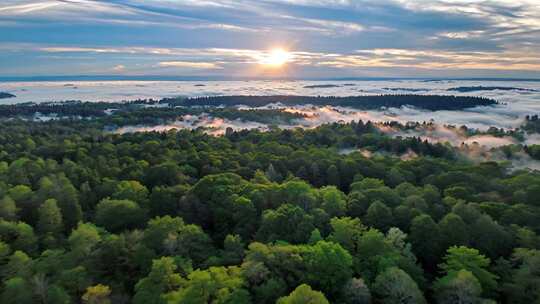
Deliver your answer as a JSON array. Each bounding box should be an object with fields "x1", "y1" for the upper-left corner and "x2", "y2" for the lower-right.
[
  {"x1": 1, "y1": 0, "x2": 540, "y2": 77},
  {"x1": 158, "y1": 61, "x2": 223, "y2": 69},
  {"x1": 31, "y1": 44, "x2": 540, "y2": 72},
  {"x1": 112, "y1": 64, "x2": 125, "y2": 71}
]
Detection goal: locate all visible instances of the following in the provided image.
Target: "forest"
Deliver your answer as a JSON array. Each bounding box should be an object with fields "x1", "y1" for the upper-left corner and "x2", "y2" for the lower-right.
[
  {"x1": 0, "y1": 92, "x2": 15, "y2": 99},
  {"x1": 0, "y1": 111, "x2": 539, "y2": 304},
  {"x1": 164, "y1": 94, "x2": 498, "y2": 110}
]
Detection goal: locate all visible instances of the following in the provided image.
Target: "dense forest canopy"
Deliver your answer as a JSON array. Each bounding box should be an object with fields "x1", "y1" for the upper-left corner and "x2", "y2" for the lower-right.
[
  {"x1": 0, "y1": 110, "x2": 538, "y2": 303},
  {"x1": 0, "y1": 94, "x2": 538, "y2": 303}
]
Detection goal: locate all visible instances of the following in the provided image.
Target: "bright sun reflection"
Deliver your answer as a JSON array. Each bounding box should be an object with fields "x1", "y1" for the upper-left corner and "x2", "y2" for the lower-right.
[{"x1": 260, "y1": 48, "x2": 291, "y2": 67}]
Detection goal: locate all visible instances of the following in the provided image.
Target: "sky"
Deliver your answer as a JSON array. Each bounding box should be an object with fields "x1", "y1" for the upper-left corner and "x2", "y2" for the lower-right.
[{"x1": 1, "y1": 0, "x2": 540, "y2": 79}]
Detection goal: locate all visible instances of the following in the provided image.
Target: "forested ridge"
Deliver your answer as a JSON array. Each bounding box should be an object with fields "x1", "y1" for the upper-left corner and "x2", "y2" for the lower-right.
[
  {"x1": 164, "y1": 94, "x2": 498, "y2": 110},
  {"x1": 0, "y1": 118, "x2": 539, "y2": 303},
  {"x1": 0, "y1": 92, "x2": 15, "y2": 99},
  {"x1": 0, "y1": 94, "x2": 497, "y2": 120}
]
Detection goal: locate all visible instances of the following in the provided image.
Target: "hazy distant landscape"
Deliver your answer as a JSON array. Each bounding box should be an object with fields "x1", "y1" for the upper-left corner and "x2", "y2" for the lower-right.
[{"x1": 2, "y1": 79, "x2": 540, "y2": 131}]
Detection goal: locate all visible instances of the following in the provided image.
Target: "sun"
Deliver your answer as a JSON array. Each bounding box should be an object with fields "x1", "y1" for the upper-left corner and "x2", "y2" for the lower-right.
[{"x1": 260, "y1": 48, "x2": 292, "y2": 67}]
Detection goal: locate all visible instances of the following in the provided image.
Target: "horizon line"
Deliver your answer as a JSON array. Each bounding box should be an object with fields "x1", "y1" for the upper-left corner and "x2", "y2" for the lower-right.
[{"x1": 1, "y1": 75, "x2": 540, "y2": 83}]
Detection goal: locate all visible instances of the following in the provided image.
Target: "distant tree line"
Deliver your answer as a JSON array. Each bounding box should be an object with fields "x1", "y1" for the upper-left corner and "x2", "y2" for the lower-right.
[{"x1": 167, "y1": 94, "x2": 498, "y2": 110}]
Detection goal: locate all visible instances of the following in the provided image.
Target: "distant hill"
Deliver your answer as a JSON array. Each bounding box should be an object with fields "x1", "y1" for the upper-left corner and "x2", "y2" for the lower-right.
[
  {"x1": 0, "y1": 92, "x2": 15, "y2": 99},
  {"x1": 163, "y1": 94, "x2": 498, "y2": 111},
  {"x1": 447, "y1": 86, "x2": 538, "y2": 93}
]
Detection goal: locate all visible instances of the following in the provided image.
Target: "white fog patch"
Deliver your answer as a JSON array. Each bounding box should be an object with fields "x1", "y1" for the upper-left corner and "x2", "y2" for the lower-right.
[
  {"x1": 116, "y1": 104, "x2": 526, "y2": 150},
  {"x1": 524, "y1": 133, "x2": 540, "y2": 146},
  {"x1": 463, "y1": 135, "x2": 518, "y2": 149},
  {"x1": 116, "y1": 114, "x2": 271, "y2": 136},
  {"x1": 458, "y1": 145, "x2": 540, "y2": 171}
]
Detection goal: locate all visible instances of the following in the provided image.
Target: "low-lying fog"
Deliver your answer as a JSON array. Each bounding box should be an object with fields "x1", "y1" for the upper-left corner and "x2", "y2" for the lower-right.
[
  {"x1": 115, "y1": 104, "x2": 540, "y2": 170},
  {"x1": 3, "y1": 79, "x2": 540, "y2": 132},
  {"x1": 117, "y1": 103, "x2": 540, "y2": 146},
  {"x1": 4, "y1": 79, "x2": 540, "y2": 169}
]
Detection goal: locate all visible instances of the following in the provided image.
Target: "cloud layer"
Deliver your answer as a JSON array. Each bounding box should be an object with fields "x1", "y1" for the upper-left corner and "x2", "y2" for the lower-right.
[{"x1": 1, "y1": 0, "x2": 539, "y2": 78}]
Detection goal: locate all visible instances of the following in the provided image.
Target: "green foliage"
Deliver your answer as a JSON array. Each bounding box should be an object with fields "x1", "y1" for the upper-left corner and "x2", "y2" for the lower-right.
[
  {"x1": 438, "y1": 213, "x2": 469, "y2": 250},
  {"x1": 82, "y1": 284, "x2": 111, "y2": 304},
  {"x1": 133, "y1": 257, "x2": 182, "y2": 304},
  {"x1": 142, "y1": 216, "x2": 213, "y2": 265},
  {"x1": 0, "y1": 196, "x2": 18, "y2": 221},
  {"x1": 277, "y1": 284, "x2": 329, "y2": 304},
  {"x1": 434, "y1": 269, "x2": 483, "y2": 304},
  {"x1": 257, "y1": 203, "x2": 314, "y2": 244},
  {"x1": 95, "y1": 199, "x2": 147, "y2": 232},
  {"x1": 409, "y1": 214, "x2": 440, "y2": 269},
  {"x1": 112, "y1": 180, "x2": 149, "y2": 206},
  {"x1": 0, "y1": 115, "x2": 536, "y2": 303},
  {"x1": 36, "y1": 174, "x2": 82, "y2": 232},
  {"x1": 372, "y1": 267, "x2": 426, "y2": 304},
  {"x1": 0, "y1": 220, "x2": 38, "y2": 254},
  {"x1": 37, "y1": 199, "x2": 63, "y2": 235},
  {"x1": 304, "y1": 241, "x2": 353, "y2": 297},
  {"x1": 68, "y1": 222, "x2": 102, "y2": 257},
  {"x1": 503, "y1": 248, "x2": 540, "y2": 303},
  {"x1": 364, "y1": 200, "x2": 393, "y2": 231},
  {"x1": 439, "y1": 246, "x2": 498, "y2": 295},
  {"x1": 0, "y1": 277, "x2": 33, "y2": 304},
  {"x1": 165, "y1": 266, "x2": 250, "y2": 304},
  {"x1": 341, "y1": 278, "x2": 371, "y2": 304}
]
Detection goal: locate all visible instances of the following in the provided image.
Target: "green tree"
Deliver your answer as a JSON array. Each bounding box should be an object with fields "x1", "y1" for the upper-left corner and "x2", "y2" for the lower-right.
[
  {"x1": 46, "y1": 285, "x2": 71, "y2": 304},
  {"x1": 81, "y1": 284, "x2": 112, "y2": 304},
  {"x1": 112, "y1": 180, "x2": 149, "y2": 206},
  {"x1": 0, "y1": 277, "x2": 33, "y2": 304},
  {"x1": 0, "y1": 220, "x2": 38, "y2": 254},
  {"x1": 95, "y1": 199, "x2": 147, "y2": 232},
  {"x1": 439, "y1": 246, "x2": 498, "y2": 295},
  {"x1": 308, "y1": 229, "x2": 323, "y2": 245},
  {"x1": 221, "y1": 234, "x2": 245, "y2": 265},
  {"x1": 148, "y1": 185, "x2": 188, "y2": 217},
  {"x1": 3, "y1": 250, "x2": 32, "y2": 279},
  {"x1": 320, "y1": 186, "x2": 347, "y2": 217},
  {"x1": 143, "y1": 216, "x2": 213, "y2": 265},
  {"x1": 7, "y1": 185, "x2": 34, "y2": 225},
  {"x1": 347, "y1": 192, "x2": 369, "y2": 218},
  {"x1": 470, "y1": 215, "x2": 511, "y2": 259},
  {"x1": 277, "y1": 284, "x2": 329, "y2": 304},
  {"x1": 35, "y1": 174, "x2": 82, "y2": 232},
  {"x1": 503, "y1": 248, "x2": 540, "y2": 303},
  {"x1": 133, "y1": 257, "x2": 182, "y2": 304},
  {"x1": 341, "y1": 278, "x2": 371, "y2": 304},
  {"x1": 438, "y1": 213, "x2": 469, "y2": 250},
  {"x1": 326, "y1": 165, "x2": 340, "y2": 187},
  {"x1": 434, "y1": 269, "x2": 483, "y2": 304},
  {"x1": 68, "y1": 222, "x2": 101, "y2": 258},
  {"x1": 372, "y1": 267, "x2": 426, "y2": 304},
  {"x1": 266, "y1": 164, "x2": 283, "y2": 183},
  {"x1": 37, "y1": 199, "x2": 63, "y2": 235},
  {"x1": 304, "y1": 241, "x2": 353, "y2": 297},
  {"x1": 0, "y1": 196, "x2": 18, "y2": 221},
  {"x1": 364, "y1": 201, "x2": 392, "y2": 231},
  {"x1": 164, "y1": 266, "x2": 251, "y2": 304},
  {"x1": 257, "y1": 204, "x2": 314, "y2": 244},
  {"x1": 328, "y1": 217, "x2": 365, "y2": 253},
  {"x1": 409, "y1": 214, "x2": 440, "y2": 270}
]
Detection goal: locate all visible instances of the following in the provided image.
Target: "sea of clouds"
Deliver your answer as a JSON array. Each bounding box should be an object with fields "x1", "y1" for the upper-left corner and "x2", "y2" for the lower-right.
[
  {"x1": 4, "y1": 79, "x2": 540, "y2": 168},
  {"x1": 3, "y1": 79, "x2": 540, "y2": 140}
]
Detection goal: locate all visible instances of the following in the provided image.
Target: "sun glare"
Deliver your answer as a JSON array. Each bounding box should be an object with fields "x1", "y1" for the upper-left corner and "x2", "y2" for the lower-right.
[{"x1": 260, "y1": 48, "x2": 291, "y2": 67}]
